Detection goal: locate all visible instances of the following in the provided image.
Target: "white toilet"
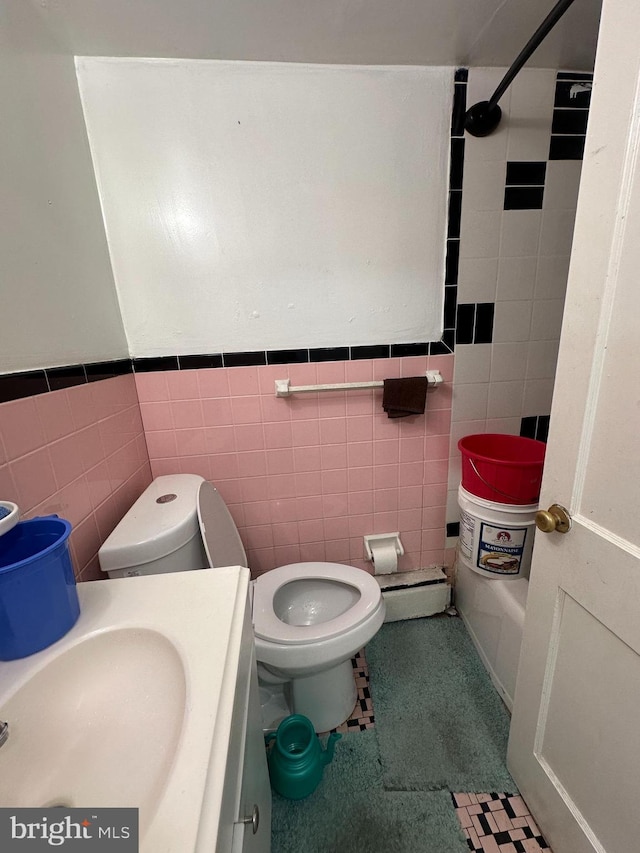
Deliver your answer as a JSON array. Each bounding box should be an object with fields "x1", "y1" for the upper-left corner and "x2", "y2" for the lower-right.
[{"x1": 98, "y1": 474, "x2": 385, "y2": 732}]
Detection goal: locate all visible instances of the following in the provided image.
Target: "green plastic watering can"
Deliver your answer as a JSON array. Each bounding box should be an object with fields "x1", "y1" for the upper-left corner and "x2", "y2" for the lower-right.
[{"x1": 265, "y1": 714, "x2": 341, "y2": 800}]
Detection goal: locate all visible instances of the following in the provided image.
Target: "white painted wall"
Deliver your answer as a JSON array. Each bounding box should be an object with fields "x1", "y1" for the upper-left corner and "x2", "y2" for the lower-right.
[
  {"x1": 77, "y1": 59, "x2": 450, "y2": 357},
  {"x1": 0, "y1": 0, "x2": 128, "y2": 374}
]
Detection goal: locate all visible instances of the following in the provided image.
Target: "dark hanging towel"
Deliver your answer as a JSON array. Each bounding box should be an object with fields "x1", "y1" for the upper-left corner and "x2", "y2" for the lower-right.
[{"x1": 382, "y1": 377, "x2": 428, "y2": 419}]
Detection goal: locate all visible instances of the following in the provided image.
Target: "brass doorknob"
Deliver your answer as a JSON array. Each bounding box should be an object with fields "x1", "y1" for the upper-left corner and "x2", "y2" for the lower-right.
[{"x1": 535, "y1": 504, "x2": 572, "y2": 534}]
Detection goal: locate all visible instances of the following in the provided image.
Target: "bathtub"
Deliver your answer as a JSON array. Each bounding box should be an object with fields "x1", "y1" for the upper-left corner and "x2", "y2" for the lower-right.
[{"x1": 454, "y1": 559, "x2": 528, "y2": 712}]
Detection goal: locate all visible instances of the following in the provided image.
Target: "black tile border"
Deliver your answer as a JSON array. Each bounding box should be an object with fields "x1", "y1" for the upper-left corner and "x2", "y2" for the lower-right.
[
  {"x1": 1, "y1": 68, "x2": 475, "y2": 405},
  {"x1": 0, "y1": 359, "x2": 132, "y2": 404},
  {"x1": 520, "y1": 414, "x2": 550, "y2": 443}
]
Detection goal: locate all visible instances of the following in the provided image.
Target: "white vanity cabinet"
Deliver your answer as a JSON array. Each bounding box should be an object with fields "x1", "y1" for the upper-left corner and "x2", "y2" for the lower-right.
[{"x1": 211, "y1": 594, "x2": 272, "y2": 853}]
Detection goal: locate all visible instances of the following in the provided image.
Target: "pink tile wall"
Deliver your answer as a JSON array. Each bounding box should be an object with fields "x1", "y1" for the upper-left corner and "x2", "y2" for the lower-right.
[
  {"x1": 0, "y1": 375, "x2": 151, "y2": 581},
  {"x1": 136, "y1": 355, "x2": 454, "y2": 576}
]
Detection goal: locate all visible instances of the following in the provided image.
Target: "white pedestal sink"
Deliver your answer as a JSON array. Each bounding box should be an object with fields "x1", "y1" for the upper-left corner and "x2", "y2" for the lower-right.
[{"x1": 0, "y1": 567, "x2": 272, "y2": 853}]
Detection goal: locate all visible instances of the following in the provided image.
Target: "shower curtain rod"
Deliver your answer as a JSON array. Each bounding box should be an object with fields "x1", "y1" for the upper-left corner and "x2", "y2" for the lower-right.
[{"x1": 465, "y1": 0, "x2": 578, "y2": 137}]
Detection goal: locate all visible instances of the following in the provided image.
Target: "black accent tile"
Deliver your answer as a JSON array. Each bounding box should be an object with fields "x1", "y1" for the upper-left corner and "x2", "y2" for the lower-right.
[
  {"x1": 506, "y1": 161, "x2": 547, "y2": 186},
  {"x1": 390, "y1": 342, "x2": 429, "y2": 358},
  {"x1": 440, "y1": 328, "x2": 455, "y2": 352},
  {"x1": 46, "y1": 364, "x2": 87, "y2": 391},
  {"x1": 351, "y1": 345, "x2": 390, "y2": 360},
  {"x1": 447, "y1": 191, "x2": 462, "y2": 239},
  {"x1": 557, "y1": 71, "x2": 593, "y2": 81},
  {"x1": 266, "y1": 348, "x2": 309, "y2": 365},
  {"x1": 444, "y1": 286, "x2": 458, "y2": 329},
  {"x1": 552, "y1": 108, "x2": 589, "y2": 135},
  {"x1": 85, "y1": 359, "x2": 133, "y2": 382},
  {"x1": 454, "y1": 68, "x2": 468, "y2": 83},
  {"x1": 451, "y1": 83, "x2": 467, "y2": 137},
  {"x1": 455, "y1": 303, "x2": 475, "y2": 345},
  {"x1": 536, "y1": 414, "x2": 550, "y2": 443},
  {"x1": 474, "y1": 302, "x2": 495, "y2": 344},
  {"x1": 0, "y1": 370, "x2": 49, "y2": 403},
  {"x1": 494, "y1": 832, "x2": 511, "y2": 845},
  {"x1": 223, "y1": 350, "x2": 267, "y2": 368},
  {"x1": 450, "y1": 138, "x2": 465, "y2": 190},
  {"x1": 513, "y1": 840, "x2": 526, "y2": 853},
  {"x1": 504, "y1": 186, "x2": 545, "y2": 210},
  {"x1": 554, "y1": 80, "x2": 592, "y2": 109},
  {"x1": 178, "y1": 354, "x2": 223, "y2": 369},
  {"x1": 445, "y1": 239, "x2": 460, "y2": 285},
  {"x1": 309, "y1": 347, "x2": 349, "y2": 363},
  {"x1": 520, "y1": 416, "x2": 537, "y2": 439},
  {"x1": 430, "y1": 334, "x2": 453, "y2": 355},
  {"x1": 477, "y1": 813, "x2": 492, "y2": 836},
  {"x1": 446, "y1": 522, "x2": 460, "y2": 537},
  {"x1": 133, "y1": 356, "x2": 179, "y2": 372},
  {"x1": 549, "y1": 135, "x2": 586, "y2": 160}
]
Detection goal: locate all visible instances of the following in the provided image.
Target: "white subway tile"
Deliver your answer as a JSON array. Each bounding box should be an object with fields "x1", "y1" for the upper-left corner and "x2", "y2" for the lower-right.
[
  {"x1": 539, "y1": 209, "x2": 577, "y2": 256},
  {"x1": 458, "y1": 257, "x2": 499, "y2": 302},
  {"x1": 496, "y1": 256, "x2": 537, "y2": 301},
  {"x1": 522, "y1": 379, "x2": 554, "y2": 416},
  {"x1": 459, "y1": 209, "x2": 502, "y2": 259},
  {"x1": 491, "y1": 342, "x2": 529, "y2": 381},
  {"x1": 527, "y1": 340, "x2": 560, "y2": 380},
  {"x1": 543, "y1": 160, "x2": 583, "y2": 210},
  {"x1": 486, "y1": 417, "x2": 521, "y2": 435},
  {"x1": 487, "y1": 380, "x2": 525, "y2": 418},
  {"x1": 506, "y1": 70, "x2": 555, "y2": 161},
  {"x1": 535, "y1": 255, "x2": 570, "y2": 299},
  {"x1": 530, "y1": 299, "x2": 565, "y2": 341},
  {"x1": 454, "y1": 344, "x2": 492, "y2": 384},
  {"x1": 462, "y1": 161, "x2": 507, "y2": 212},
  {"x1": 493, "y1": 301, "x2": 533, "y2": 342},
  {"x1": 451, "y1": 382, "x2": 489, "y2": 422},
  {"x1": 500, "y1": 210, "x2": 542, "y2": 257}
]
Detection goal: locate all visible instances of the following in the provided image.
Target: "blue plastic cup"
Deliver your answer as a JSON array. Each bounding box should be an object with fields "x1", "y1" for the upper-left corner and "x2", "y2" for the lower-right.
[{"x1": 0, "y1": 516, "x2": 80, "y2": 660}]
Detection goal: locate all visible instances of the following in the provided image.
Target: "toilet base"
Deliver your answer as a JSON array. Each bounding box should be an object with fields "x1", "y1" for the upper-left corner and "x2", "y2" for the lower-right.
[
  {"x1": 258, "y1": 682, "x2": 291, "y2": 732},
  {"x1": 291, "y1": 659, "x2": 357, "y2": 733}
]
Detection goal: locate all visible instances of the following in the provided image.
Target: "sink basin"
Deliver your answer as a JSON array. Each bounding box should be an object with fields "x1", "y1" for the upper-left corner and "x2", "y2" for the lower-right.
[
  {"x1": 0, "y1": 628, "x2": 186, "y2": 820},
  {"x1": 0, "y1": 567, "x2": 250, "y2": 852}
]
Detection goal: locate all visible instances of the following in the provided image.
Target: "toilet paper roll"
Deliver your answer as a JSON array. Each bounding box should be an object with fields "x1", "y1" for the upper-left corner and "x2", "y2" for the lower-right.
[{"x1": 370, "y1": 540, "x2": 398, "y2": 575}]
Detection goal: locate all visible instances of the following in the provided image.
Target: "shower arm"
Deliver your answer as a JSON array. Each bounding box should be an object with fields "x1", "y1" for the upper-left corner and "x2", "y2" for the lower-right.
[{"x1": 464, "y1": 0, "x2": 578, "y2": 137}]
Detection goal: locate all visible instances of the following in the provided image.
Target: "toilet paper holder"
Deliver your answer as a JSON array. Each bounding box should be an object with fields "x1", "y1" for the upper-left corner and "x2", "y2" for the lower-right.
[{"x1": 363, "y1": 533, "x2": 404, "y2": 574}]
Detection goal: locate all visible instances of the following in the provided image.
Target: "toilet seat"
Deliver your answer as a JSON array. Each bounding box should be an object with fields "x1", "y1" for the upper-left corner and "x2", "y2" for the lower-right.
[{"x1": 252, "y1": 562, "x2": 381, "y2": 646}]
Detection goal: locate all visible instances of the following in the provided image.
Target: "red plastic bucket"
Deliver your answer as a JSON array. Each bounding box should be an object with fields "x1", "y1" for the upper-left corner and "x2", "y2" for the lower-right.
[{"x1": 458, "y1": 434, "x2": 546, "y2": 505}]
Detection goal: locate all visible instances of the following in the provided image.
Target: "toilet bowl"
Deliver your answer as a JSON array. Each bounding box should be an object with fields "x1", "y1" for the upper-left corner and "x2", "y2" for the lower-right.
[{"x1": 98, "y1": 474, "x2": 385, "y2": 732}]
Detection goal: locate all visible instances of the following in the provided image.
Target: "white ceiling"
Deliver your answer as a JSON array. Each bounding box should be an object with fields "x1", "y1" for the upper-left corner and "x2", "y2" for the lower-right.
[{"x1": 33, "y1": 0, "x2": 601, "y2": 70}]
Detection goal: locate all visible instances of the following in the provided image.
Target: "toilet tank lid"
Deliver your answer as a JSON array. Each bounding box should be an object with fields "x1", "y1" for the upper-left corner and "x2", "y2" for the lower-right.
[{"x1": 98, "y1": 474, "x2": 205, "y2": 572}]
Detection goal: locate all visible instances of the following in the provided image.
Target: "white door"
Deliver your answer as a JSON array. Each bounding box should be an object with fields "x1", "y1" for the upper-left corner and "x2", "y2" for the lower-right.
[{"x1": 507, "y1": 1, "x2": 640, "y2": 851}]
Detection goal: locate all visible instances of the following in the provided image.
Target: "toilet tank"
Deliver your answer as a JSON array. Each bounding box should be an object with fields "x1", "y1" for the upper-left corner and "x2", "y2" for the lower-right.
[
  {"x1": 98, "y1": 474, "x2": 248, "y2": 579},
  {"x1": 99, "y1": 474, "x2": 208, "y2": 579}
]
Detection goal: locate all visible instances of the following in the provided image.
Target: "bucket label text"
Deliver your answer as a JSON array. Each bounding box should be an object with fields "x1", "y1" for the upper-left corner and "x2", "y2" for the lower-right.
[{"x1": 477, "y1": 523, "x2": 528, "y2": 575}]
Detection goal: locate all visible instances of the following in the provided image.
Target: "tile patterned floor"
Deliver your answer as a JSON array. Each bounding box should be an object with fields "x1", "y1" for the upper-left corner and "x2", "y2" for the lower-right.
[
  {"x1": 452, "y1": 792, "x2": 553, "y2": 852},
  {"x1": 324, "y1": 651, "x2": 553, "y2": 852},
  {"x1": 332, "y1": 649, "x2": 375, "y2": 734}
]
